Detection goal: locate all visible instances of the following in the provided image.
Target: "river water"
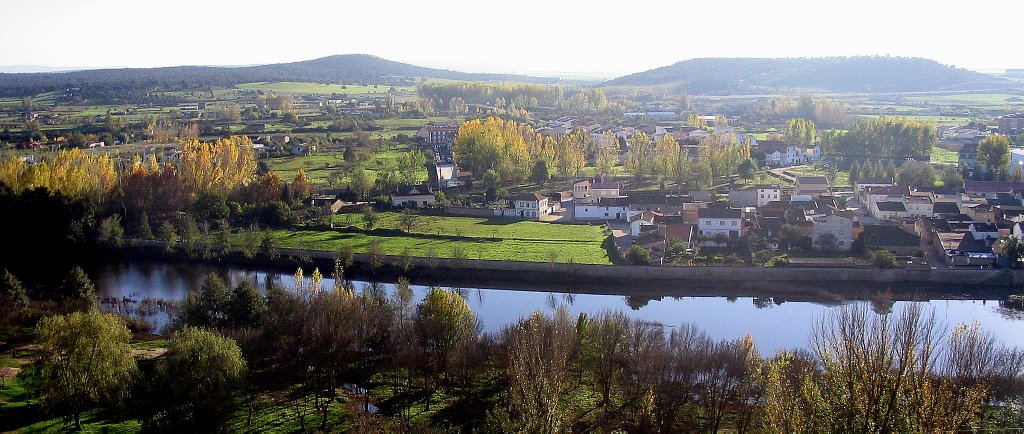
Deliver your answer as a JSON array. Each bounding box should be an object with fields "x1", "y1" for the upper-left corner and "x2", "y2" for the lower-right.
[{"x1": 89, "y1": 260, "x2": 1024, "y2": 355}]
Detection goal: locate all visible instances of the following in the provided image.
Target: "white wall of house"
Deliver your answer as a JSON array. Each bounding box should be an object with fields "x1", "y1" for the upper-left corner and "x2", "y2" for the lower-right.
[
  {"x1": 392, "y1": 194, "x2": 435, "y2": 208},
  {"x1": 869, "y1": 201, "x2": 909, "y2": 220},
  {"x1": 697, "y1": 217, "x2": 744, "y2": 237},
  {"x1": 812, "y1": 214, "x2": 853, "y2": 251},
  {"x1": 757, "y1": 187, "x2": 781, "y2": 207},
  {"x1": 575, "y1": 203, "x2": 628, "y2": 221},
  {"x1": 905, "y1": 201, "x2": 934, "y2": 218}
]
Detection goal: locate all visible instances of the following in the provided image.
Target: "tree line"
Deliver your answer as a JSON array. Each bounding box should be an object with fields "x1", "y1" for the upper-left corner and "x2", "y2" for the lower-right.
[{"x1": 820, "y1": 116, "x2": 936, "y2": 161}]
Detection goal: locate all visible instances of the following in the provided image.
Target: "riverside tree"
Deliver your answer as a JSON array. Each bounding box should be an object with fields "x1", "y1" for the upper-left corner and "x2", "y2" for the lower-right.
[{"x1": 22, "y1": 311, "x2": 138, "y2": 430}]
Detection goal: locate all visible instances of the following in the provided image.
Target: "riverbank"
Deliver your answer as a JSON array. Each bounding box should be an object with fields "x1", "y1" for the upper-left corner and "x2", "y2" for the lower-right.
[{"x1": 124, "y1": 240, "x2": 1024, "y2": 297}]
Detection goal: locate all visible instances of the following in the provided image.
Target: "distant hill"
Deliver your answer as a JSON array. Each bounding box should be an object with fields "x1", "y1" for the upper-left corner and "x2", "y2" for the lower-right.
[
  {"x1": 0, "y1": 54, "x2": 552, "y2": 98},
  {"x1": 601, "y1": 57, "x2": 1014, "y2": 93}
]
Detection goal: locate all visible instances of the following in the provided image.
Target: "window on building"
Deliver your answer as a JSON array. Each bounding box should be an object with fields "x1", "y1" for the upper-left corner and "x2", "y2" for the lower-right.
[
  {"x1": 720, "y1": 220, "x2": 725, "y2": 225},
  {"x1": 731, "y1": 221, "x2": 737, "y2": 226}
]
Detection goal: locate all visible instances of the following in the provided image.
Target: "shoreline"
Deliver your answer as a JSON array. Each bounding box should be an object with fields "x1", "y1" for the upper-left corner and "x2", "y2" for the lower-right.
[{"x1": 119, "y1": 240, "x2": 1023, "y2": 301}]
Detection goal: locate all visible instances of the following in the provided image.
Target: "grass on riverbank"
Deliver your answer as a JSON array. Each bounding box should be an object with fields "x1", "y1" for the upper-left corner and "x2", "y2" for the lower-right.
[{"x1": 238, "y1": 212, "x2": 614, "y2": 264}]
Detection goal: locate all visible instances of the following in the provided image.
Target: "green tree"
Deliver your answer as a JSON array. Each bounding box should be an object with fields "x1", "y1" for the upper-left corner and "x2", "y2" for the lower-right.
[
  {"x1": 361, "y1": 206, "x2": 378, "y2": 229},
  {"x1": 158, "y1": 221, "x2": 178, "y2": 253},
  {"x1": 978, "y1": 135, "x2": 1011, "y2": 179},
  {"x1": 483, "y1": 169, "x2": 501, "y2": 191},
  {"x1": 193, "y1": 191, "x2": 230, "y2": 222},
  {"x1": 626, "y1": 132, "x2": 656, "y2": 179},
  {"x1": 872, "y1": 250, "x2": 898, "y2": 268},
  {"x1": 530, "y1": 159, "x2": 551, "y2": 183},
  {"x1": 150, "y1": 327, "x2": 247, "y2": 429},
  {"x1": 98, "y1": 214, "x2": 125, "y2": 248},
  {"x1": 738, "y1": 158, "x2": 757, "y2": 183},
  {"x1": 22, "y1": 311, "x2": 138, "y2": 430},
  {"x1": 176, "y1": 213, "x2": 200, "y2": 252},
  {"x1": 399, "y1": 208, "x2": 419, "y2": 232},
  {"x1": 416, "y1": 288, "x2": 479, "y2": 392},
  {"x1": 58, "y1": 266, "x2": 97, "y2": 312},
  {"x1": 397, "y1": 151, "x2": 427, "y2": 185},
  {"x1": 896, "y1": 160, "x2": 936, "y2": 188},
  {"x1": 624, "y1": 245, "x2": 652, "y2": 265},
  {"x1": 133, "y1": 212, "x2": 154, "y2": 240},
  {"x1": 349, "y1": 168, "x2": 372, "y2": 199},
  {"x1": 941, "y1": 167, "x2": 964, "y2": 188},
  {"x1": 0, "y1": 268, "x2": 28, "y2": 315},
  {"x1": 848, "y1": 161, "x2": 861, "y2": 183},
  {"x1": 1003, "y1": 235, "x2": 1024, "y2": 268},
  {"x1": 595, "y1": 143, "x2": 617, "y2": 178},
  {"x1": 228, "y1": 281, "x2": 266, "y2": 329},
  {"x1": 786, "y1": 118, "x2": 816, "y2": 146}
]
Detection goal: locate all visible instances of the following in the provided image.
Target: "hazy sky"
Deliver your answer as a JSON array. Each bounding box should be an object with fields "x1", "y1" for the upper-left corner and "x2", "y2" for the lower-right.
[{"x1": 5, "y1": 0, "x2": 1022, "y2": 77}]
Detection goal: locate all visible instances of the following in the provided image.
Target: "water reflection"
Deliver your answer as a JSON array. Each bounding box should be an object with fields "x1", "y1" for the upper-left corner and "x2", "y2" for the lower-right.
[{"x1": 88, "y1": 261, "x2": 1024, "y2": 354}]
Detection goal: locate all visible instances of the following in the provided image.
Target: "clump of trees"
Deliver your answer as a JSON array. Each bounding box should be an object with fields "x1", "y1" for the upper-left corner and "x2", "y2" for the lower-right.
[{"x1": 821, "y1": 116, "x2": 936, "y2": 160}]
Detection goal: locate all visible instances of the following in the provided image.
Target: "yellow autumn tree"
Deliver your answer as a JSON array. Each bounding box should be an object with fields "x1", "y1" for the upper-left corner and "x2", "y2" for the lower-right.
[
  {"x1": 178, "y1": 136, "x2": 257, "y2": 195},
  {"x1": 453, "y1": 117, "x2": 533, "y2": 182},
  {"x1": 1, "y1": 150, "x2": 116, "y2": 202}
]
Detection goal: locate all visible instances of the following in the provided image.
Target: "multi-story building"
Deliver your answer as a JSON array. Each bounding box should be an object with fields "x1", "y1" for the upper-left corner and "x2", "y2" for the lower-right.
[
  {"x1": 997, "y1": 114, "x2": 1024, "y2": 135},
  {"x1": 697, "y1": 206, "x2": 744, "y2": 238}
]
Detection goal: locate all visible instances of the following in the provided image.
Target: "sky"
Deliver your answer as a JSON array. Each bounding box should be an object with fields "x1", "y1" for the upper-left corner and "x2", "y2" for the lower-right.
[{"x1": 4, "y1": 0, "x2": 1022, "y2": 78}]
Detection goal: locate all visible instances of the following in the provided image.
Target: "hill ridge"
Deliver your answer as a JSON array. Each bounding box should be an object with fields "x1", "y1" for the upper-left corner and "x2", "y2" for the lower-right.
[{"x1": 601, "y1": 56, "x2": 1013, "y2": 93}]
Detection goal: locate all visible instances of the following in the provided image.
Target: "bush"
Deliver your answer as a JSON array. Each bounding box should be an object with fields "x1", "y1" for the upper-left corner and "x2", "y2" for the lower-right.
[
  {"x1": 764, "y1": 254, "x2": 790, "y2": 268},
  {"x1": 624, "y1": 245, "x2": 652, "y2": 265},
  {"x1": 752, "y1": 249, "x2": 775, "y2": 265},
  {"x1": 912, "y1": 248, "x2": 926, "y2": 258},
  {"x1": 872, "y1": 250, "x2": 898, "y2": 269}
]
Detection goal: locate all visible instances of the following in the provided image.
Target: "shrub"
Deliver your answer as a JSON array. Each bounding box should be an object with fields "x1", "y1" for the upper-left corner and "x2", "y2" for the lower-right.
[{"x1": 872, "y1": 250, "x2": 898, "y2": 269}]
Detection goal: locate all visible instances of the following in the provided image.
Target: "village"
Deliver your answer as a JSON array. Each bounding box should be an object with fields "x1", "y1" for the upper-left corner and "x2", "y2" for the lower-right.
[{"x1": 374, "y1": 114, "x2": 1024, "y2": 269}]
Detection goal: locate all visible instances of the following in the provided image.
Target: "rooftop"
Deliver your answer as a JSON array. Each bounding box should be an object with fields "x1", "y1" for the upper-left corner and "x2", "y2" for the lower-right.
[
  {"x1": 875, "y1": 201, "x2": 907, "y2": 212},
  {"x1": 860, "y1": 224, "x2": 921, "y2": 247},
  {"x1": 513, "y1": 192, "x2": 547, "y2": 202},
  {"x1": 699, "y1": 207, "x2": 743, "y2": 219}
]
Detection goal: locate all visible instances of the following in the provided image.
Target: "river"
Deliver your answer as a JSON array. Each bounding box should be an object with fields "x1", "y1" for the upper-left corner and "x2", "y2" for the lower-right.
[{"x1": 89, "y1": 260, "x2": 1024, "y2": 355}]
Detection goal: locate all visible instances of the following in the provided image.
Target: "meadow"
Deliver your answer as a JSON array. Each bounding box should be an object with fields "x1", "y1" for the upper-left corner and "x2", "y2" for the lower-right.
[
  {"x1": 249, "y1": 211, "x2": 615, "y2": 265},
  {"x1": 263, "y1": 146, "x2": 428, "y2": 187}
]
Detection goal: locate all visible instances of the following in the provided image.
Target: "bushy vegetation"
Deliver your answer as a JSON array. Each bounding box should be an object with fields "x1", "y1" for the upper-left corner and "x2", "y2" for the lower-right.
[{"x1": 5, "y1": 268, "x2": 1023, "y2": 432}]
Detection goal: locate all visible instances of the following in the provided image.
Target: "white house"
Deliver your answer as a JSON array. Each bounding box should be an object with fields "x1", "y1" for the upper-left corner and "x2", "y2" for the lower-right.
[
  {"x1": 391, "y1": 184, "x2": 435, "y2": 208},
  {"x1": 812, "y1": 212, "x2": 855, "y2": 251},
  {"x1": 629, "y1": 211, "x2": 659, "y2": 236},
  {"x1": 503, "y1": 193, "x2": 549, "y2": 220},
  {"x1": 759, "y1": 140, "x2": 821, "y2": 167},
  {"x1": 697, "y1": 206, "x2": 744, "y2": 238},
  {"x1": 574, "y1": 196, "x2": 630, "y2": 221},
  {"x1": 969, "y1": 223, "x2": 999, "y2": 241},
  {"x1": 870, "y1": 200, "x2": 908, "y2": 220},
  {"x1": 904, "y1": 194, "x2": 933, "y2": 218},
  {"x1": 727, "y1": 184, "x2": 780, "y2": 208},
  {"x1": 795, "y1": 176, "x2": 830, "y2": 197},
  {"x1": 854, "y1": 177, "x2": 894, "y2": 195}
]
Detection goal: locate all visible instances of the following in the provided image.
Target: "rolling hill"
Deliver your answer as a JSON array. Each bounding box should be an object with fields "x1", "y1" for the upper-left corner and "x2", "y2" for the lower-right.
[
  {"x1": 0, "y1": 54, "x2": 552, "y2": 98},
  {"x1": 601, "y1": 56, "x2": 1014, "y2": 94}
]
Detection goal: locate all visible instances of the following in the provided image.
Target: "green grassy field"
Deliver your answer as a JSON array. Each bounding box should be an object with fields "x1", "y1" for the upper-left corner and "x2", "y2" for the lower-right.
[
  {"x1": 930, "y1": 146, "x2": 959, "y2": 164},
  {"x1": 263, "y1": 146, "x2": 428, "y2": 188},
  {"x1": 237, "y1": 82, "x2": 415, "y2": 95},
  {"x1": 252, "y1": 212, "x2": 614, "y2": 264},
  {"x1": 786, "y1": 165, "x2": 851, "y2": 188}
]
